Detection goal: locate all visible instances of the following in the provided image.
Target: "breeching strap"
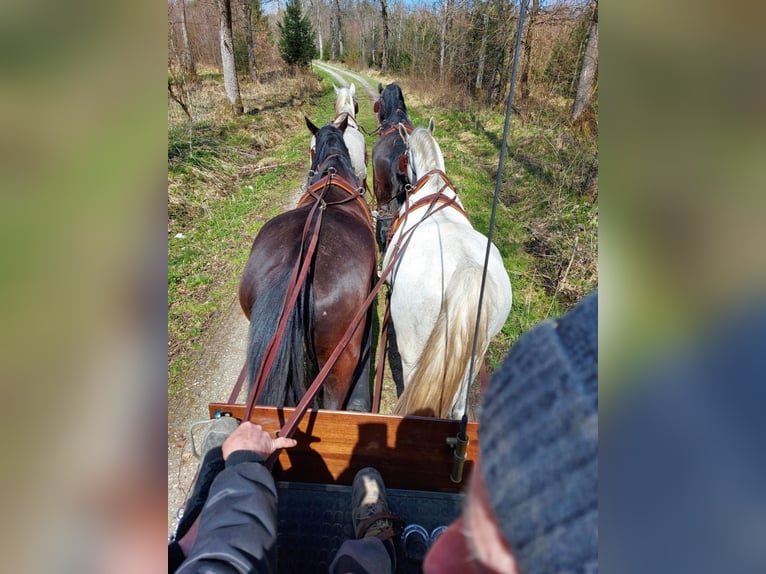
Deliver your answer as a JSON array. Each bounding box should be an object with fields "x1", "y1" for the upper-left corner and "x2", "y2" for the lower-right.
[{"x1": 372, "y1": 300, "x2": 391, "y2": 413}]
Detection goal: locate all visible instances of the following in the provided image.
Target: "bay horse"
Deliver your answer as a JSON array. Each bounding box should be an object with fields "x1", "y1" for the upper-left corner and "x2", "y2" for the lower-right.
[
  {"x1": 384, "y1": 120, "x2": 512, "y2": 419},
  {"x1": 238, "y1": 120, "x2": 377, "y2": 411},
  {"x1": 371, "y1": 82, "x2": 413, "y2": 251}
]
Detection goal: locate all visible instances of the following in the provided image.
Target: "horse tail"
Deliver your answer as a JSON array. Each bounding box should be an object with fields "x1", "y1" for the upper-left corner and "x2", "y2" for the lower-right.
[
  {"x1": 393, "y1": 265, "x2": 490, "y2": 418},
  {"x1": 246, "y1": 268, "x2": 316, "y2": 407}
]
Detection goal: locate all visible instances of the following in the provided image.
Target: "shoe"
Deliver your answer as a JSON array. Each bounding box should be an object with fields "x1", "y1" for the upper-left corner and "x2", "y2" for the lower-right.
[
  {"x1": 191, "y1": 414, "x2": 239, "y2": 460},
  {"x1": 351, "y1": 467, "x2": 399, "y2": 541}
]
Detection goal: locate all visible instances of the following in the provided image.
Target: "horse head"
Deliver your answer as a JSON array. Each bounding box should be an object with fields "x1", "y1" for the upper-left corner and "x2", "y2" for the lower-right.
[
  {"x1": 333, "y1": 83, "x2": 358, "y2": 117},
  {"x1": 304, "y1": 116, "x2": 356, "y2": 186},
  {"x1": 375, "y1": 83, "x2": 408, "y2": 126}
]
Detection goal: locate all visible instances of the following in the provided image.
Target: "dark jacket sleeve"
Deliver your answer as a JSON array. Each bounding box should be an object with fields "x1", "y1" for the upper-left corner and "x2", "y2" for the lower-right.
[{"x1": 176, "y1": 451, "x2": 279, "y2": 574}]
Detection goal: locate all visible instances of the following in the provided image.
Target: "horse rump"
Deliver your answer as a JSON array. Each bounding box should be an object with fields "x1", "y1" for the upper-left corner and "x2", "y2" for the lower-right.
[{"x1": 245, "y1": 267, "x2": 317, "y2": 407}]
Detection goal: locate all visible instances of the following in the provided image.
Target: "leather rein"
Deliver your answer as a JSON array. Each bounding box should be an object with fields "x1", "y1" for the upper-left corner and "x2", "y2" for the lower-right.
[{"x1": 388, "y1": 168, "x2": 469, "y2": 240}]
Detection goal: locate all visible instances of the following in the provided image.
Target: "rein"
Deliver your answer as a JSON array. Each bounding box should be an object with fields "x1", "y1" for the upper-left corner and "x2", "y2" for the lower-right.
[
  {"x1": 375, "y1": 121, "x2": 413, "y2": 138},
  {"x1": 388, "y1": 169, "x2": 469, "y2": 241},
  {"x1": 333, "y1": 111, "x2": 359, "y2": 130},
  {"x1": 266, "y1": 183, "x2": 454, "y2": 463},
  {"x1": 243, "y1": 191, "x2": 326, "y2": 421}
]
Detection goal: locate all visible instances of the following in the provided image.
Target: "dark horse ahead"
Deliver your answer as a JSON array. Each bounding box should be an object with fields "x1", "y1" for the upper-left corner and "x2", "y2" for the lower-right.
[
  {"x1": 238, "y1": 121, "x2": 377, "y2": 411},
  {"x1": 372, "y1": 82, "x2": 414, "y2": 250}
]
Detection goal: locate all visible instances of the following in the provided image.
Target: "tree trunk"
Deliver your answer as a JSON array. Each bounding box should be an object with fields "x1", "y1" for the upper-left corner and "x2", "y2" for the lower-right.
[
  {"x1": 216, "y1": 0, "x2": 243, "y2": 115},
  {"x1": 475, "y1": 13, "x2": 489, "y2": 93},
  {"x1": 572, "y1": 0, "x2": 598, "y2": 122},
  {"x1": 179, "y1": 0, "x2": 196, "y2": 78},
  {"x1": 331, "y1": 0, "x2": 342, "y2": 60},
  {"x1": 520, "y1": 0, "x2": 538, "y2": 101},
  {"x1": 380, "y1": 0, "x2": 389, "y2": 71},
  {"x1": 371, "y1": 25, "x2": 376, "y2": 67},
  {"x1": 360, "y1": 21, "x2": 365, "y2": 67},
  {"x1": 242, "y1": 0, "x2": 257, "y2": 80},
  {"x1": 439, "y1": 0, "x2": 451, "y2": 82}
]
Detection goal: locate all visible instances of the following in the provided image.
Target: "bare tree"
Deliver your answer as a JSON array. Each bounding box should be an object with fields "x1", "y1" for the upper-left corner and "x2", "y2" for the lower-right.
[
  {"x1": 475, "y1": 12, "x2": 488, "y2": 93},
  {"x1": 178, "y1": 0, "x2": 196, "y2": 78},
  {"x1": 380, "y1": 0, "x2": 389, "y2": 71},
  {"x1": 571, "y1": 0, "x2": 598, "y2": 122},
  {"x1": 439, "y1": 0, "x2": 452, "y2": 82},
  {"x1": 307, "y1": 0, "x2": 324, "y2": 60},
  {"x1": 331, "y1": 0, "x2": 343, "y2": 60},
  {"x1": 371, "y1": 24, "x2": 376, "y2": 67},
  {"x1": 520, "y1": 0, "x2": 539, "y2": 101},
  {"x1": 216, "y1": 0, "x2": 244, "y2": 114},
  {"x1": 242, "y1": 0, "x2": 257, "y2": 80}
]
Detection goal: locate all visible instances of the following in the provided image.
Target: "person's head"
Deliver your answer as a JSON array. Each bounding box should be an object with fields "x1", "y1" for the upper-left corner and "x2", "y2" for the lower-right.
[{"x1": 425, "y1": 292, "x2": 598, "y2": 573}]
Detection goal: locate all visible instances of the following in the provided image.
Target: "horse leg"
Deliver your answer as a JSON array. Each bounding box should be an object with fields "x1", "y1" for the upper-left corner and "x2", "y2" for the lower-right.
[
  {"x1": 387, "y1": 318, "x2": 405, "y2": 397},
  {"x1": 321, "y1": 324, "x2": 367, "y2": 410},
  {"x1": 346, "y1": 310, "x2": 374, "y2": 412}
]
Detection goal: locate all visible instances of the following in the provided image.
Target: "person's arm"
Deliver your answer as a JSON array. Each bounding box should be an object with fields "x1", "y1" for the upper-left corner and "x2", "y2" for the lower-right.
[{"x1": 176, "y1": 423, "x2": 297, "y2": 574}]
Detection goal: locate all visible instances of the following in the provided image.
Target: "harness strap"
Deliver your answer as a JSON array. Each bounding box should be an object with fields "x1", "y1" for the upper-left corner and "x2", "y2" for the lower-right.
[
  {"x1": 372, "y1": 298, "x2": 391, "y2": 413},
  {"x1": 298, "y1": 173, "x2": 374, "y2": 229},
  {"x1": 333, "y1": 111, "x2": 359, "y2": 130},
  {"x1": 376, "y1": 122, "x2": 414, "y2": 138},
  {"x1": 227, "y1": 362, "x2": 248, "y2": 404},
  {"x1": 388, "y1": 170, "x2": 469, "y2": 241}
]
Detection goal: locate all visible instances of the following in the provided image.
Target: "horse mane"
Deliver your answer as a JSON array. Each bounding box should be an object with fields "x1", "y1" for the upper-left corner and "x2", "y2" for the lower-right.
[
  {"x1": 406, "y1": 127, "x2": 445, "y2": 180},
  {"x1": 379, "y1": 83, "x2": 409, "y2": 125},
  {"x1": 309, "y1": 124, "x2": 356, "y2": 182}
]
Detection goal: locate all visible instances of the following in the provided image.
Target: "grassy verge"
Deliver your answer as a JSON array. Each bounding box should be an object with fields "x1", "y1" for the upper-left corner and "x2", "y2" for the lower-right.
[{"x1": 168, "y1": 71, "x2": 331, "y2": 400}]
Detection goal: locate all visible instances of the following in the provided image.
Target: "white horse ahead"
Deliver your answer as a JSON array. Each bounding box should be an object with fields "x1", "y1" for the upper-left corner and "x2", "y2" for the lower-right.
[
  {"x1": 384, "y1": 119, "x2": 512, "y2": 419},
  {"x1": 332, "y1": 83, "x2": 367, "y2": 186}
]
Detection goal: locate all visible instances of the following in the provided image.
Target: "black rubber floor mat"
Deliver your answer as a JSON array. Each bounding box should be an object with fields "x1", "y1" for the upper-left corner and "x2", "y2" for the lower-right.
[{"x1": 277, "y1": 481, "x2": 464, "y2": 573}]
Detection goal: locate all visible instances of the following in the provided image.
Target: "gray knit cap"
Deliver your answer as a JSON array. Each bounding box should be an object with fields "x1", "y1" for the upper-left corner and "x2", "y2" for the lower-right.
[{"x1": 479, "y1": 292, "x2": 598, "y2": 574}]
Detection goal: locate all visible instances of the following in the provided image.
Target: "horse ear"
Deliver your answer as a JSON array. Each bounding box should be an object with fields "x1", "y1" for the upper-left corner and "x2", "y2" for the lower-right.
[
  {"x1": 333, "y1": 83, "x2": 339, "y2": 94},
  {"x1": 349, "y1": 83, "x2": 355, "y2": 97},
  {"x1": 378, "y1": 83, "x2": 383, "y2": 94},
  {"x1": 337, "y1": 114, "x2": 349, "y2": 132},
  {"x1": 428, "y1": 117, "x2": 435, "y2": 135},
  {"x1": 373, "y1": 100, "x2": 380, "y2": 114},
  {"x1": 397, "y1": 123, "x2": 409, "y2": 143},
  {"x1": 305, "y1": 115, "x2": 319, "y2": 135},
  {"x1": 398, "y1": 152, "x2": 408, "y2": 174}
]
